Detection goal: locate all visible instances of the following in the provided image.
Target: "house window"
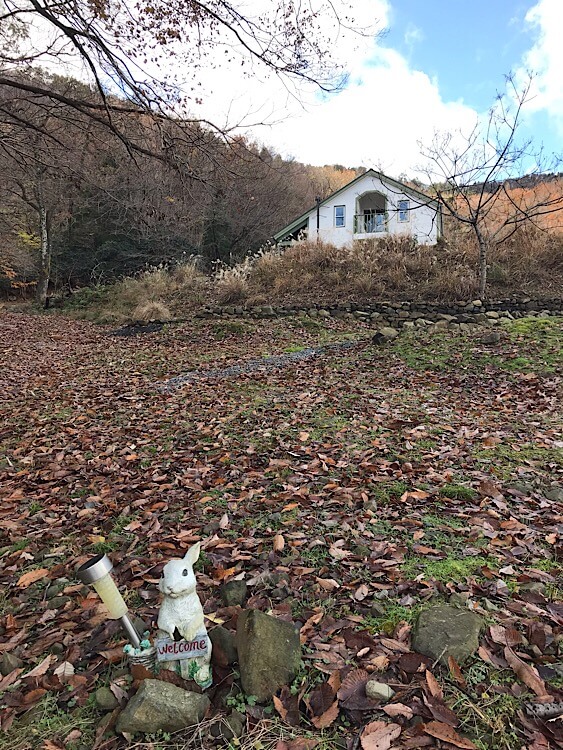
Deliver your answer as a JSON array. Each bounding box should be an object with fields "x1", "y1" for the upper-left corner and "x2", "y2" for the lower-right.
[
  {"x1": 398, "y1": 200, "x2": 410, "y2": 222},
  {"x1": 334, "y1": 205, "x2": 346, "y2": 227}
]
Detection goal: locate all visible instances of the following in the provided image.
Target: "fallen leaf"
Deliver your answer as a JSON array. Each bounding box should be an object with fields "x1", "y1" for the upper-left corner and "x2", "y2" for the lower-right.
[
  {"x1": 0, "y1": 668, "x2": 23, "y2": 691},
  {"x1": 273, "y1": 533, "x2": 285, "y2": 552},
  {"x1": 354, "y1": 583, "x2": 369, "y2": 601},
  {"x1": 383, "y1": 703, "x2": 414, "y2": 720},
  {"x1": 425, "y1": 670, "x2": 443, "y2": 700},
  {"x1": 316, "y1": 577, "x2": 340, "y2": 591},
  {"x1": 360, "y1": 720, "x2": 402, "y2": 750},
  {"x1": 25, "y1": 655, "x2": 54, "y2": 678},
  {"x1": 448, "y1": 656, "x2": 466, "y2": 688},
  {"x1": 53, "y1": 661, "x2": 75, "y2": 682},
  {"x1": 311, "y1": 700, "x2": 339, "y2": 729},
  {"x1": 423, "y1": 720, "x2": 476, "y2": 749},
  {"x1": 504, "y1": 646, "x2": 549, "y2": 697},
  {"x1": 42, "y1": 741, "x2": 64, "y2": 750},
  {"x1": 24, "y1": 687, "x2": 48, "y2": 704},
  {"x1": 273, "y1": 686, "x2": 300, "y2": 727},
  {"x1": 17, "y1": 568, "x2": 48, "y2": 588}
]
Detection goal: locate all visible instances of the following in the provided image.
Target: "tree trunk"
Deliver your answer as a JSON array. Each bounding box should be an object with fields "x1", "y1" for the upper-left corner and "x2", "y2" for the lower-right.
[
  {"x1": 477, "y1": 234, "x2": 488, "y2": 299},
  {"x1": 36, "y1": 205, "x2": 51, "y2": 308}
]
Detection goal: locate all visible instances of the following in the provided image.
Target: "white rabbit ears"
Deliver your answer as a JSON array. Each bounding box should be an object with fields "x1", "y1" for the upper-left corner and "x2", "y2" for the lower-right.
[{"x1": 183, "y1": 542, "x2": 201, "y2": 567}]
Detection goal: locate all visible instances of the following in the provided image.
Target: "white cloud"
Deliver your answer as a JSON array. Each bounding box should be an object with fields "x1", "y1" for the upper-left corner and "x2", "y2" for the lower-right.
[
  {"x1": 518, "y1": 0, "x2": 563, "y2": 128},
  {"x1": 190, "y1": 2, "x2": 480, "y2": 176},
  {"x1": 268, "y1": 46, "x2": 477, "y2": 175},
  {"x1": 404, "y1": 23, "x2": 424, "y2": 51}
]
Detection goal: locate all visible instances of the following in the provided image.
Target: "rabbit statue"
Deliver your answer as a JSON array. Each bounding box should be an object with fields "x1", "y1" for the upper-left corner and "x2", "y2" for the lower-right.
[{"x1": 156, "y1": 542, "x2": 212, "y2": 688}]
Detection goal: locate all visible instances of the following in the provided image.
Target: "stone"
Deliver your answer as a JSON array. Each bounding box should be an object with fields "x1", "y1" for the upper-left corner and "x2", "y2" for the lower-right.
[
  {"x1": 210, "y1": 626, "x2": 238, "y2": 666},
  {"x1": 49, "y1": 596, "x2": 71, "y2": 609},
  {"x1": 220, "y1": 580, "x2": 248, "y2": 607},
  {"x1": 236, "y1": 609, "x2": 301, "y2": 702},
  {"x1": 486, "y1": 311, "x2": 500, "y2": 319},
  {"x1": 372, "y1": 327, "x2": 399, "y2": 344},
  {"x1": 412, "y1": 605, "x2": 483, "y2": 666},
  {"x1": 370, "y1": 601, "x2": 387, "y2": 617},
  {"x1": 95, "y1": 686, "x2": 119, "y2": 711},
  {"x1": 1, "y1": 652, "x2": 24, "y2": 676},
  {"x1": 365, "y1": 680, "x2": 395, "y2": 701},
  {"x1": 480, "y1": 331, "x2": 501, "y2": 345},
  {"x1": 511, "y1": 481, "x2": 536, "y2": 495},
  {"x1": 45, "y1": 581, "x2": 67, "y2": 598},
  {"x1": 210, "y1": 710, "x2": 246, "y2": 740},
  {"x1": 545, "y1": 486, "x2": 563, "y2": 502},
  {"x1": 519, "y1": 582, "x2": 546, "y2": 595},
  {"x1": 115, "y1": 679, "x2": 209, "y2": 735}
]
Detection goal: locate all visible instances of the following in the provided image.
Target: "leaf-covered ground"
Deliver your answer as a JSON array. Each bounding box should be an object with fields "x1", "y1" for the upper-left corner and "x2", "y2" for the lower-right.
[{"x1": 0, "y1": 310, "x2": 562, "y2": 750}]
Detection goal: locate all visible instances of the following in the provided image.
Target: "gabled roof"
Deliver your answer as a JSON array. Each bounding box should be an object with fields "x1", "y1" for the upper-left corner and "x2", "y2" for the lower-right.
[{"x1": 273, "y1": 168, "x2": 440, "y2": 241}]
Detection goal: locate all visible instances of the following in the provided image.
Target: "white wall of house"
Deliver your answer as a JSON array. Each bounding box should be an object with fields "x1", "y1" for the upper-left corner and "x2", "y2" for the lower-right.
[{"x1": 299, "y1": 173, "x2": 440, "y2": 247}]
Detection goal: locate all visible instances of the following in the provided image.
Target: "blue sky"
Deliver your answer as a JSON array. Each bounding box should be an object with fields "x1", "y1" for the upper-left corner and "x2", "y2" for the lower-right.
[{"x1": 386, "y1": 1, "x2": 532, "y2": 108}]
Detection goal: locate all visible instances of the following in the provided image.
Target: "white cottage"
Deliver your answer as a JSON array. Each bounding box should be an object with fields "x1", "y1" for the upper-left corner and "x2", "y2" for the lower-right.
[{"x1": 274, "y1": 169, "x2": 442, "y2": 247}]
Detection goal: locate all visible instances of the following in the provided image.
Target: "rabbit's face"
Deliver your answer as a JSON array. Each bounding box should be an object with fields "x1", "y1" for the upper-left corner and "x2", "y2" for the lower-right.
[
  {"x1": 158, "y1": 543, "x2": 201, "y2": 599},
  {"x1": 159, "y1": 558, "x2": 197, "y2": 598}
]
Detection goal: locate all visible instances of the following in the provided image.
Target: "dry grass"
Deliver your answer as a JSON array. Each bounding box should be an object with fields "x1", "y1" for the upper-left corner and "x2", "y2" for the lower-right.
[
  {"x1": 243, "y1": 236, "x2": 480, "y2": 303},
  {"x1": 128, "y1": 717, "x2": 337, "y2": 750},
  {"x1": 215, "y1": 266, "x2": 250, "y2": 304},
  {"x1": 239, "y1": 226, "x2": 563, "y2": 304},
  {"x1": 73, "y1": 260, "x2": 209, "y2": 323},
  {"x1": 131, "y1": 300, "x2": 172, "y2": 322},
  {"x1": 66, "y1": 225, "x2": 563, "y2": 323}
]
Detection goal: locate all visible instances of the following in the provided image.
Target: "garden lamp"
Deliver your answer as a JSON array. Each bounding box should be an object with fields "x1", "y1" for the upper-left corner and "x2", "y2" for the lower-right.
[{"x1": 76, "y1": 554, "x2": 141, "y2": 648}]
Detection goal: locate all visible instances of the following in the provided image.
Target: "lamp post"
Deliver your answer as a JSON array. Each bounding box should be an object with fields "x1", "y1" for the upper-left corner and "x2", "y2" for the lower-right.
[
  {"x1": 76, "y1": 554, "x2": 141, "y2": 649},
  {"x1": 315, "y1": 196, "x2": 321, "y2": 243}
]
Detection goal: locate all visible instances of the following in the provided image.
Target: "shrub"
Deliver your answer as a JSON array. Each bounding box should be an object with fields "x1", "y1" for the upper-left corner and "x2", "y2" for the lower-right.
[
  {"x1": 131, "y1": 300, "x2": 172, "y2": 322},
  {"x1": 215, "y1": 266, "x2": 250, "y2": 304}
]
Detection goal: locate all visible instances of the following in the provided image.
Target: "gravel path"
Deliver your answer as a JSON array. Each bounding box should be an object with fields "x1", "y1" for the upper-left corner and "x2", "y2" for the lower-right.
[{"x1": 161, "y1": 340, "x2": 361, "y2": 390}]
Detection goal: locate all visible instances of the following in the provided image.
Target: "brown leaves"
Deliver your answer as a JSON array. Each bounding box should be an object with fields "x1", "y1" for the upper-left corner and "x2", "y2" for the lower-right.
[
  {"x1": 423, "y1": 721, "x2": 476, "y2": 749},
  {"x1": 307, "y1": 682, "x2": 339, "y2": 729},
  {"x1": 17, "y1": 568, "x2": 48, "y2": 588},
  {"x1": 504, "y1": 646, "x2": 549, "y2": 697},
  {"x1": 25, "y1": 655, "x2": 55, "y2": 678},
  {"x1": 337, "y1": 669, "x2": 371, "y2": 711},
  {"x1": 447, "y1": 656, "x2": 466, "y2": 689},
  {"x1": 383, "y1": 703, "x2": 413, "y2": 720},
  {"x1": 360, "y1": 721, "x2": 401, "y2": 750},
  {"x1": 2, "y1": 311, "x2": 563, "y2": 748},
  {"x1": 273, "y1": 686, "x2": 300, "y2": 727}
]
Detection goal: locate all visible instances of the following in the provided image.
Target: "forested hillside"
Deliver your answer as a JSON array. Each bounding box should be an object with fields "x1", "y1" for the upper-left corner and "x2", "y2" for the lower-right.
[{"x1": 0, "y1": 71, "x2": 362, "y2": 296}]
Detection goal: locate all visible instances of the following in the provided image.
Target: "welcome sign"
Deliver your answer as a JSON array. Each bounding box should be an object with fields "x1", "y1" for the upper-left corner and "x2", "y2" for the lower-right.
[{"x1": 156, "y1": 633, "x2": 209, "y2": 662}]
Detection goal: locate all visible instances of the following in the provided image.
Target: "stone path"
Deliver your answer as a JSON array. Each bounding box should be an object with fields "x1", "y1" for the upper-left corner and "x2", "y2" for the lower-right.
[{"x1": 161, "y1": 340, "x2": 359, "y2": 390}]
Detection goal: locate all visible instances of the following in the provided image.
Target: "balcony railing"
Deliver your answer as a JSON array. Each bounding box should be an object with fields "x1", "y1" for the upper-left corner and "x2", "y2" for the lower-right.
[{"x1": 354, "y1": 213, "x2": 387, "y2": 234}]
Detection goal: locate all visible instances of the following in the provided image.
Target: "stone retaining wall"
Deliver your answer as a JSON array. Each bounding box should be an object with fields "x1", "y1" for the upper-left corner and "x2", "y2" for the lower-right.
[{"x1": 195, "y1": 298, "x2": 563, "y2": 328}]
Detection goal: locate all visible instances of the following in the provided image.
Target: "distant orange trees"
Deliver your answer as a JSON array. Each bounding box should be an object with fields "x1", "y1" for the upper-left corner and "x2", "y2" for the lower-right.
[{"x1": 420, "y1": 75, "x2": 563, "y2": 297}]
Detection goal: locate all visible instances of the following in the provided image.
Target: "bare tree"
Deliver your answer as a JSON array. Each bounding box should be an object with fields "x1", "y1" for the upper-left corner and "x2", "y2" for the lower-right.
[
  {"x1": 0, "y1": 0, "x2": 373, "y2": 160},
  {"x1": 419, "y1": 74, "x2": 563, "y2": 297}
]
